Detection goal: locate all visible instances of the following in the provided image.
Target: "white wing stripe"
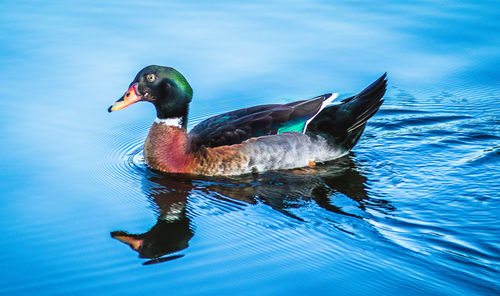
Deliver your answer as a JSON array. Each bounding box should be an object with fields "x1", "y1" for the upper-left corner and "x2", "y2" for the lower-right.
[{"x1": 303, "y1": 93, "x2": 338, "y2": 133}]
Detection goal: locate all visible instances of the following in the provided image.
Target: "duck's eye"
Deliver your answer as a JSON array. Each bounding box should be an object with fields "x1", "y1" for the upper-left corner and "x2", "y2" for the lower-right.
[{"x1": 146, "y1": 73, "x2": 157, "y2": 82}]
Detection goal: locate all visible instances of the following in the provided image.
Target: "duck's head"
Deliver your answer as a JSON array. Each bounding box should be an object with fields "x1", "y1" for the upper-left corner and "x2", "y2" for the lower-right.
[{"x1": 108, "y1": 65, "x2": 193, "y2": 127}]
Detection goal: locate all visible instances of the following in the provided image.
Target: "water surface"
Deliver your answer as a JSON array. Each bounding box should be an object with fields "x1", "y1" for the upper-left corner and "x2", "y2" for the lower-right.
[{"x1": 0, "y1": 1, "x2": 499, "y2": 295}]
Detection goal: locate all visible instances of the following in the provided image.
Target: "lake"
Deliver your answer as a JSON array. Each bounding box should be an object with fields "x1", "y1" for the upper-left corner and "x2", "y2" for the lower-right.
[{"x1": 0, "y1": 0, "x2": 499, "y2": 295}]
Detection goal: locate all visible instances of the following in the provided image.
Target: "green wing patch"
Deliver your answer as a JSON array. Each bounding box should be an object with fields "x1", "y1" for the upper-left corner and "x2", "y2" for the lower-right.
[{"x1": 277, "y1": 118, "x2": 308, "y2": 134}]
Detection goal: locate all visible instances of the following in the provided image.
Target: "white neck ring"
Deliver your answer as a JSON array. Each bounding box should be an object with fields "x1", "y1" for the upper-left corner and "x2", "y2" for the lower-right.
[{"x1": 154, "y1": 117, "x2": 183, "y2": 127}]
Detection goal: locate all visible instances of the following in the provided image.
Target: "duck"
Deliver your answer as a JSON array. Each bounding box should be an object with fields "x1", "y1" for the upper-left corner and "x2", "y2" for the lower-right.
[{"x1": 108, "y1": 65, "x2": 387, "y2": 176}]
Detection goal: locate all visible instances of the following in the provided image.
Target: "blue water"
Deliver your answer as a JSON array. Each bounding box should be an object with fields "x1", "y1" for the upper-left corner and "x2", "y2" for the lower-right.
[{"x1": 1, "y1": 1, "x2": 499, "y2": 295}]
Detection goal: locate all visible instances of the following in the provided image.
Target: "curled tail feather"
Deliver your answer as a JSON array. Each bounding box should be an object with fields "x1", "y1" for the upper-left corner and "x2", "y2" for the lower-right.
[{"x1": 308, "y1": 73, "x2": 387, "y2": 152}]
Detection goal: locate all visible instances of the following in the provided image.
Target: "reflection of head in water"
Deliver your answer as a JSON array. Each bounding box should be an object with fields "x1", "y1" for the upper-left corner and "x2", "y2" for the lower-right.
[
  {"x1": 111, "y1": 155, "x2": 393, "y2": 263},
  {"x1": 111, "y1": 174, "x2": 195, "y2": 263},
  {"x1": 111, "y1": 208, "x2": 193, "y2": 261}
]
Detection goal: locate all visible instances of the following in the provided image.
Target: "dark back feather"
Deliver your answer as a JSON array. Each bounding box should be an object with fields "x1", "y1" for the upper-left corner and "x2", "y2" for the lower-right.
[
  {"x1": 188, "y1": 73, "x2": 386, "y2": 153},
  {"x1": 188, "y1": 94, "x2": 331, "y2": 151}
]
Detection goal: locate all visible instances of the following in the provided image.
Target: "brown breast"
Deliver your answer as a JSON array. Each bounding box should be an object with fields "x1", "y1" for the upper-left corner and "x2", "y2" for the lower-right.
[
  {"x1": 144, "y1": 123, "x2": 193, "y2": 174},
  {"x1": 144, "y1": 122, "x2": 251, "y2": 176}
]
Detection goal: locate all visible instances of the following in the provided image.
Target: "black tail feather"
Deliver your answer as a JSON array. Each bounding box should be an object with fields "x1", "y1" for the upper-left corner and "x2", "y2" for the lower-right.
[
  {"x1": 308, "y1": 73, "x2": 387, "y2": 152},
  {"x1": 342, "y1": 72, "x2": 387, "y2": 103}
]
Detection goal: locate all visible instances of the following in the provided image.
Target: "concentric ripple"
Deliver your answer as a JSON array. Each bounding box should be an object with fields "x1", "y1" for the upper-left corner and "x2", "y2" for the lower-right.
[{"x1": 94, "y1": 122, "x2": 152, "y2": 201}]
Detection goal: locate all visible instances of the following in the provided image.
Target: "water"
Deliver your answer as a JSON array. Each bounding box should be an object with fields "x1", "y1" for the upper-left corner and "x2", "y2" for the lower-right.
[{"x1": 1, "y1": 1, "x2": 499, "y2": 295}]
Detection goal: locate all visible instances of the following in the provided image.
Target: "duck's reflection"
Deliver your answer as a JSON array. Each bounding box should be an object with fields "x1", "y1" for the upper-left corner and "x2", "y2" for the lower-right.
[
  {"x1": 111, "y1": 175, "x2": 195, "y2": 264},
  {"x1": 111, "y1": 155, "x2": 392, "y2": 264}
]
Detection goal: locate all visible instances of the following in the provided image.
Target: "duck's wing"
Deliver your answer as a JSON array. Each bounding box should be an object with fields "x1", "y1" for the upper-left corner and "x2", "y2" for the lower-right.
[{"x1": 188, "y1": 94, "x2": 336, "y2": 151}]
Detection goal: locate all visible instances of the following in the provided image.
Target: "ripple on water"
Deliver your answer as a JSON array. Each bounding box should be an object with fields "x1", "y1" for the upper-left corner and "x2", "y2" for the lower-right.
[{"x1": 94, "y1": 122, "x2": 151, "y2": 201}]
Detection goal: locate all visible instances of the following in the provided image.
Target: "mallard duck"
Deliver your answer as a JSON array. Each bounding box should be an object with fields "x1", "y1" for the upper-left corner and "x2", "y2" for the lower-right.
[{"x1": 108, "y1": 65, "x2": 387, "y2": 176}]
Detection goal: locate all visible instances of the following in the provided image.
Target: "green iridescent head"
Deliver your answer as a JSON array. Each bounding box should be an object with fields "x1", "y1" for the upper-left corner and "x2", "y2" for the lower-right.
[{"x1": 109, "y1": 65, "x2": 193, "y2": 126}]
